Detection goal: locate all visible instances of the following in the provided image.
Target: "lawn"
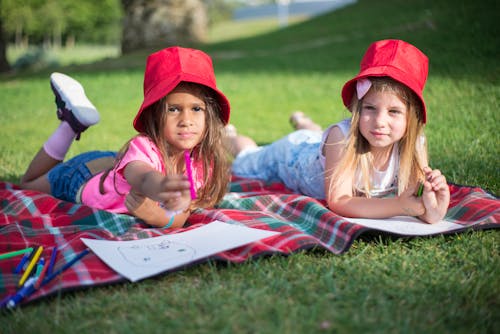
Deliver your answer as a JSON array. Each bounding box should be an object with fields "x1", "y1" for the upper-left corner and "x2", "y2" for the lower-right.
[{"x1": 0, "y1": 0, "x2": 499, "y2": 333}]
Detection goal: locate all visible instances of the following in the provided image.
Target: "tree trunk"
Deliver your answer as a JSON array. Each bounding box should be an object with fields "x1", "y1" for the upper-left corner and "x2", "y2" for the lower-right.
[
  {"x1": 0, "y1": 17, "x2": 11, "y2": 73},
  {"x1": 120, "y1": 0, "x2": 208, "y2": 54}
]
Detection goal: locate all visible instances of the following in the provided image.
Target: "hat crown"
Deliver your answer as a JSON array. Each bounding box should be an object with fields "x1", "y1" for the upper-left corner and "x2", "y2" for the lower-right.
[
  {"x1": 360, "y1": 39, "x2": 428, "y2": 91},
  {"x1": 144, "y1": 47, "x2": 217, "y2": 96},
  {"x1": 133, "y1": 46, "x2": 230, "y2": 132},
  {"x1": 341, "y1": 39, "x2": 429, "y2": 123}
]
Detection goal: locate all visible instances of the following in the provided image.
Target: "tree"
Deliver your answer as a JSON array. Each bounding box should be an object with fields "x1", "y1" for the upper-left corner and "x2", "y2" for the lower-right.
[
  {"x1": 0, "y1": 0, "x2": 121, "y2": 48},
  {"x1": 0, "y1": 17, "x2": 10, "y2": 72},
  {"x1": 121, "y1": 0, "x2": 208, "y2": 54}
]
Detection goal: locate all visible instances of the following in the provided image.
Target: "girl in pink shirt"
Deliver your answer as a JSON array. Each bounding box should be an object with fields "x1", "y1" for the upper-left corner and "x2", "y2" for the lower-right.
[{"x1": 19, "y1": 46, "x2": 231, "y2": 228}]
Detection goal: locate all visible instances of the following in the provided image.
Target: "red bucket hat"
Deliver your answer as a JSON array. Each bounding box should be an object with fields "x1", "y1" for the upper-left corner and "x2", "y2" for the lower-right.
[
  {"x1": 341, "y1": 39, "x2": 429, "y2": 123},
  {"x1": 133, "y1": 46, "x2": 231, "y2": 132}
]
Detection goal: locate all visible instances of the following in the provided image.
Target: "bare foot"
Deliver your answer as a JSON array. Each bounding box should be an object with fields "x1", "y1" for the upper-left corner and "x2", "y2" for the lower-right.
[
  {"x1": 223, "y1": 124, "x2": 258, "y2": 157},
  {"x1": 289, "y1": 111, "x2": 322, "y2": 131},
  {"x1": 224, "y1": 124, "x2": 237, "y2": 138}
]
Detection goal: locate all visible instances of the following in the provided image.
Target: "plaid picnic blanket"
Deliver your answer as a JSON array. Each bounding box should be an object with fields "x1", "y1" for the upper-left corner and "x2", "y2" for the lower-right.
[{"x1": 0, "y1": 178, "x2": 498, "y2": 307}]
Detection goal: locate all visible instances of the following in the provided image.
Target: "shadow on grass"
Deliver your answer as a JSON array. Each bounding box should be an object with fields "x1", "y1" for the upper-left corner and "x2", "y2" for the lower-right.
[{"x1": 1, "y1": 173, "x2": 20, "y2": 184}]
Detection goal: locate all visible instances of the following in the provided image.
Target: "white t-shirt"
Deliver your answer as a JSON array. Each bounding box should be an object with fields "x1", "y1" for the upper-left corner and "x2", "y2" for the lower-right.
[{"x1": 319, "y1": 118, "x2": 399, "y2": 198}]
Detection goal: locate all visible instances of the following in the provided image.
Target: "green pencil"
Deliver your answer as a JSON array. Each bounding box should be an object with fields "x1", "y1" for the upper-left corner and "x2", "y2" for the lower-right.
[
  {"x1": 0, "y1": 247, "x2": 34, "y2": 260},
  {"x1": 416, "y1": 183, "x2": 424, "y2": 197}
]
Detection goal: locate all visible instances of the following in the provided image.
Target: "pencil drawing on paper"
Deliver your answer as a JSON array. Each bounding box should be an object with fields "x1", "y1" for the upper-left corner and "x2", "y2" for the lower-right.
[{"x1": 117, "y1": 240, "x2": 196, "y2": 267}]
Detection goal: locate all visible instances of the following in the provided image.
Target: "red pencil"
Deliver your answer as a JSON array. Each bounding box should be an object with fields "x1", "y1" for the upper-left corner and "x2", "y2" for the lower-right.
[{"x1": 34, "y1": 257, "x2": 49, "y2": 289}]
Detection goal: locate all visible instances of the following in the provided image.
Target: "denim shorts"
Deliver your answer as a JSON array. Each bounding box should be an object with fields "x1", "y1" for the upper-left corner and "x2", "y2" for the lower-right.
[
  {"x1": 48, "y1": 150, "x2": 116, "y2": 203},
  {"x1": 231, "y1": 130, "x2": 326, "y2": 199}
]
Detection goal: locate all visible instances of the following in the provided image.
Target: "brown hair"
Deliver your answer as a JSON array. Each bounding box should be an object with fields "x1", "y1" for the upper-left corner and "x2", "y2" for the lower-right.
[{"x1": 100, "y1": 82, "x2": 230, "y2": 209}]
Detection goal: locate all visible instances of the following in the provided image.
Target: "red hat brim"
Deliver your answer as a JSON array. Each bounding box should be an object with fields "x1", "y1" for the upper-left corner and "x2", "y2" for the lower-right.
[
  {"x1": 341, "y1": 40, "x2": 428, "y2": 123},
  {"x1": 133, "y1": 47, "x2": 230, "y2": 133}
]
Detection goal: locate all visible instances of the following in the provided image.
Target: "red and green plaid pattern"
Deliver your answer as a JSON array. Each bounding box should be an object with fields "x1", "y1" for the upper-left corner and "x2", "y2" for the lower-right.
[{"x1": 1, "y1": 179, "x2": 498, "y2": 307}]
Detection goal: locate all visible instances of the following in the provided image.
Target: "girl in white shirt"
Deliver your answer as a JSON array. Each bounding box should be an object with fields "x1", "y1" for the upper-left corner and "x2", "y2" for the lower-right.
[{"x1": 227, "y1": 39, "x2": 450, "y2": 224}]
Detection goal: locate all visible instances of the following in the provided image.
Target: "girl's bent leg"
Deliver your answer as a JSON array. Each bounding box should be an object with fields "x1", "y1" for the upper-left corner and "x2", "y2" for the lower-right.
[
  {"x1": 224, "y1": 124, "x2": 258, "y2": 157},
  {"x1": 19, "y1": 72, "x2": 101, "y2": 194},
  {"x1": 19, "y1": 147, "x2": 57, "y2": 193},
  {"x1": 19, "y1": 120, "x2": 77, "y2": 192}
]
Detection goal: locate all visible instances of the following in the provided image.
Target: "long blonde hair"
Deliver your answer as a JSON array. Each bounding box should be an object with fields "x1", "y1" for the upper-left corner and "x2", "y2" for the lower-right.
[
  {"x1": 328, "y1": 77, "x2": 427, "y2": 200},
  {"x1": 102, "y1": 82, "x2": 230, "y2": 209}
]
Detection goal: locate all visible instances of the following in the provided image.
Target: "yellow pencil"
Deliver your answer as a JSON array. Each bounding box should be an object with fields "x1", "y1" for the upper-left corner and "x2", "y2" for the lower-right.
[{"x1": 18, "y1": 246, "x2": 43, "y2": 287}]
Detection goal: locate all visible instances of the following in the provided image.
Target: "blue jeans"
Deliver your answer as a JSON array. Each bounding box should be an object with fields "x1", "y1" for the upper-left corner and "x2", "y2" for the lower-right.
[
  {"x1": 48, "y1": 151, "x2": 116, "y2": 203},
  {"x1": 231, "y1": 130, "x2": 326, "y2": 199}
]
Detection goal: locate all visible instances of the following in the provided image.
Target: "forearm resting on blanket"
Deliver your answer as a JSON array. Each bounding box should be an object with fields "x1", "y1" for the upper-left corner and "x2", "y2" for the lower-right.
[
  {"x1": 327, "y1": 195, "x2": 425, "y2": 221},
  {"x1": 125, "y1": 192, "x2": 188, "y2": 228}
]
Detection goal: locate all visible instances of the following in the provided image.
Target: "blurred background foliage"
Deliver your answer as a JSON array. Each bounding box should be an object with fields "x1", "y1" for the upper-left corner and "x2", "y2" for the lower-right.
[
  {"x1": 1, "y1": 0, "x2": 123, "y2": 46},
  {"x1": 0, "y1": 0, "x2": 244, "y2": 71}
]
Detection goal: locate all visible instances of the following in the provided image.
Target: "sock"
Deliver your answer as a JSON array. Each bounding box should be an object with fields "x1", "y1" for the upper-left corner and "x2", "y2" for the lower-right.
[{"x1": 43, "y1": 121, "x2": 77, "y2": 160}]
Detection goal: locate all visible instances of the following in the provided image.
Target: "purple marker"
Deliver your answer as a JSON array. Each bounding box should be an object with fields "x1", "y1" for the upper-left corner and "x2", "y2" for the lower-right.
[{"x1": 47, "y1": 246, "x2": 58, "y2": 275}]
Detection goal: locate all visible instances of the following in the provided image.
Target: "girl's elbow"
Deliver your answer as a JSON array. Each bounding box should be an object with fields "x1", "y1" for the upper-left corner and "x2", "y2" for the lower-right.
[{"x1": 326, "y1": 196, "x2": 352, "y2": 217}]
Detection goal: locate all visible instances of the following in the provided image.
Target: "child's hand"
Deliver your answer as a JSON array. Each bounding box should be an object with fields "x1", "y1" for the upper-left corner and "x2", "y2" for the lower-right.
[
  {"x1": 124, "y1": 162, "x2": 192, "y2": 205},
  {"x1": 160, "y1": 185, "x2": 192, "y2": 212},
  {"x1": 150, "y1": 174, "x2": 191, "y2": 204},
  {"x1": 418, "y1": 167, "x2": 450, "y2": 224},
  {"x1": 125, "y1": 190, "x2": 190, "y2": 228},
  {"x1": 152, "y1": 174, "x2": 192, "y2": 214},
  {"x1": 398, "y1": 186, "x2": 425, "y2": 217}
]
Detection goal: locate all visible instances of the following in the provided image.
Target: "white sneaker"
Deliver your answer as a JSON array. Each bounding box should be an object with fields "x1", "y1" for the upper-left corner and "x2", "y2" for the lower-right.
[{"x1": 50, "y1": 72, "x2": 100, "y2": 138}]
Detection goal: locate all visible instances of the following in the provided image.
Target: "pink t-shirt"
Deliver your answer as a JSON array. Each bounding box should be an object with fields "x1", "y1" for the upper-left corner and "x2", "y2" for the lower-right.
[{"x1": 81, "y1": 135, "x2": 204, "y2": 213}]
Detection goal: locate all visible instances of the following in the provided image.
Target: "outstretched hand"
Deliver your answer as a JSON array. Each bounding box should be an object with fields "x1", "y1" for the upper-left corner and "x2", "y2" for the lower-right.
[
  {"x1": 418, "y1": 166, "x2": 450, "y2": 224},
  {"x1": 125, "y1": 173, "x2": 192, "y2": 228},
  {"x1": 125, "y1": 189, "x2": 190, "y2": 228},
  {"x1": 148, "y1": 174, "x2": 192, "y2": 211},
  {"x1": 123, "y1": 161, "x2": 193, "y2": 227}
]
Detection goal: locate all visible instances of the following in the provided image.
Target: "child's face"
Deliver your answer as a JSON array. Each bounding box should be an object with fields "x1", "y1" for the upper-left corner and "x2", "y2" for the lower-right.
[
  {"x1": 359, "y1": 89, "x2": 408, "y2": 152},
  {"x1": 162, "y1": 85, "x2": 207, "y2": 152}
]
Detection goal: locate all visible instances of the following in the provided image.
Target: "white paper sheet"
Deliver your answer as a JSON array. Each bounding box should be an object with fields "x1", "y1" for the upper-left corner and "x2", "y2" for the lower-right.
[
  {"x1": 344, "y1": 216, "x2": 464, "y2": 236},
  {"x1": 81, "y1": 221, "x2": 279, "y2": 282}
]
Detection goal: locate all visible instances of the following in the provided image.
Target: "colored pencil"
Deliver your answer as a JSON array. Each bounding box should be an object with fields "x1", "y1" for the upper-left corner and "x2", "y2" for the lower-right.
[
  {"x1": 13, "y1": 249, "x2": 33, "y2": 274},
  {"x1": 17, "y1": 246, "x2": 43, "y2": 287},
  {"x1": 34, "y1": 257, "x2": 50, "y2": 289},
  {"x1": 47, "y1": 246, "x2": 58, "y2": 275},
  {"x1": 42, "y1": 248, "x2": 90, "y2": 286},
  {"x1": 416, "y1": 182, "x2": 424, "y2": 197},
  {"x1": 5, "y1": 277, "x2": 37, "y2": 309},
  {"x1": 0, "y1": 247, "x2": 33, "y2": 260}
]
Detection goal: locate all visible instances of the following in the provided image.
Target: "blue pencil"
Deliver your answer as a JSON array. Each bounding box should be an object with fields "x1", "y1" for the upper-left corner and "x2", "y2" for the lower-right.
[
  {"x1": 13, "y1": 249, "x2": 33, "y2": 274},
  {"x1": 41, "y1": 248, "x2": 90, "y2": 286},
  {"x1": 0, "y1": 249, "x2": 90, "y2": 309},
  {"x1": 4, "y1": 277, "x2": 37, "y2": 309}
]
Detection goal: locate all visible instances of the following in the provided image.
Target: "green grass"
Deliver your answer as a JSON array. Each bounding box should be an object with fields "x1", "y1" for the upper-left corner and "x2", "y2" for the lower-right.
[
  {"x1": 7, "y1": 44, "x2": 120, "y2": 68},
  {"x1": 1, "y1": 0, "x2": 499, "y2": 332},
  {"x1": 208, "y1": 16, "x2": 308, "y2": 43}
]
